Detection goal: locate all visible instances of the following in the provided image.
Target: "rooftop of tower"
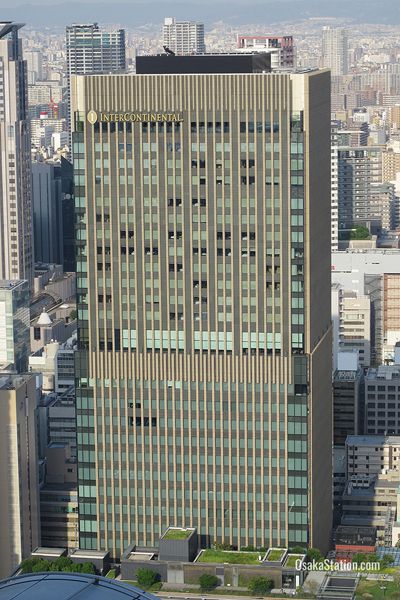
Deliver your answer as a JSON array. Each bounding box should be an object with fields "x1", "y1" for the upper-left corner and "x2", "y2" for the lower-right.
[
  {"x1": 136, "y1": 52, "x2": 272, "y2": 74},
  {"x1": 0, "y1": 22, "x2": 24, "y2": 39},
  {"x1": 135, "y1": 53, "x2": 320, "y2": 76}
]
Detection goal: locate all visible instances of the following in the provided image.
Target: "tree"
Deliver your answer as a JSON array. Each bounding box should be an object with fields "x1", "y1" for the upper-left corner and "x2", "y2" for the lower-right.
[
  {"x1": 52, "y1": 557, "x2": 74, "y2": 571},
  {"x1": 214, "y1": 542, "x2": 233, "y2": 550},
  {"x1": 20, "y1": 558, "x2": 38, "y2": 574},
  {"x1": 31, "y1": 560, "x2": 50, "y2": 573},
  {"x1": 248, "y1": 577, "x2": 274, "y2": 596},
  {"x1": 199, "y1": 574, "x2": 219, "y2": 592},
  {"x1": 20, "y1": 557, "x2": 96, "y2": 576},
  {"x1": 69, "y1": 309, "x2": 77, "y2": 321},
  {"x1": 80, "y1": 562, "x2": 96, "y2": 574},
  {"x1": 350, "y1": 226, "x2": 371, "y2": 240},
  {"x1": 380, "y1": 555, "x2": 394, "y2": 568},
  {"x1": 353, "y1": 553, "x2": 378, "y2": 566},
  {"x1": 136, "y1": 568, "x2": 160, "y2": 589},
  {"x1": 306, "y1": 548, "x2": 322, "y2": 563},
  {"x1": 290, "y1": 546, "x2": 307, "y2": 554}
]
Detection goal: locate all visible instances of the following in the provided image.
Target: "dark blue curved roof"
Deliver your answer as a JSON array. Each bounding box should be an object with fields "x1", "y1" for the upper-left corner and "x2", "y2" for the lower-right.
[{"x1": 0, "y1": 572, "x2": 158, "y2": 600}]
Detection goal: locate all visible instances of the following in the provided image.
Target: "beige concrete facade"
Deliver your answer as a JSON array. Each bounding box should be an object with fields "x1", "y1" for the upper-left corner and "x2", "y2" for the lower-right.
[
  {"x1": 72, "y1": 69, "x2": 332, "y2": 557},
  {"x1": 0, "y1": 374, "x2": 40, "y2": 578}
]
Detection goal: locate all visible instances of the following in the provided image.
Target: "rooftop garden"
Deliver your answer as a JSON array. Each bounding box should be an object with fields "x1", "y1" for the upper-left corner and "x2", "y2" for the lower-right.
[
  {"x1": 197, "y1": 549, "x2": 261, "y2": 565},
  {"x1": 266, "y1": 549, "x2": 287, "y2": 562},
  {"x1": 163, "y1": 528, "x2": 192, "y2": 540}
]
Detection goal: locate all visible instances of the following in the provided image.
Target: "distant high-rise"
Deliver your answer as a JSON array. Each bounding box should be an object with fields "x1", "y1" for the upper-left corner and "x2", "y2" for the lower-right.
[
  {"x1": 237, "y1": 35, "x2": 295, "y2": 69},
  {"x1": 66, "y1": 24, "x2": 126, "y2": 77},
  {"x1": 24, "y1": 48, "x2": 43, "y2": 84},
  {"x1": 322, "y1": 27, "x2": 348, "y2": 76},
  {"x1": 335, "y1": 146, "x2": 383, "y2": 237},
  {"x1": 0, "y1": 23, "x2": 33, "y2": 288},
  {"x1": 163, "y1": 17, "x2": 205, "y2": 55},
  {"x1": 71, "y1": 58, "x2": 332, "y2": 557},
  {"x1": 66, "y1": 23, "x2": 126, "y2": 132}
]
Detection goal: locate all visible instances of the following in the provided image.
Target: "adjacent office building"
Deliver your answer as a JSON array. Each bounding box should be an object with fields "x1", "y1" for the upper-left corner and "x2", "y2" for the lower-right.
[
  {"x1": 333, "y1": 365, "x2": 364, "y2": 446},
  {"x1": 0, "y1": 374, "x2": 40, "y2": 579},
  {"x1": 322, "y1": 27, "x2": 348, "y2": 76},
  {"x1": 71, "y1": 58, "x2": 332, "y2": 557},
  {"x1": 0, "y1": 279, "x2": 30, "y2": 373},
  {"x1": 163, "y1": 17, "x2": 205, "y2": 55},
  {"x1": 0, "y1": 23, "x2": 33, "y2": 287},
  {"x1": 32, "y1": 157, "x2": 75, "y2": 270}
]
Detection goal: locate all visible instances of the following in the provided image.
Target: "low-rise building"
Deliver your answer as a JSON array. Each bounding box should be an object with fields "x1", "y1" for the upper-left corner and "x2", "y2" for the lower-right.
[
  {"x1": 40, "y1": 444, "x2": 78, "y2": 549},
  {"x1": 121, "y1": 531, "x2": 306, "y2": 590},
  {"x1": 339, "y1": 293, "x2": 371, "y2": 367},
  {"x1": 333, "y1": 368, "x2": 364, "y2": 446},
  {"x1": 334, "y1": 525, "x2": 376, "y2": 562},
  {"x1": 346, "y1": 435, "x2": 400, "y2": 478},
  {"x1": 29, "y1": 337, "x2": 75, "y2": 394},
  {"x1": 341, "y1": 471, "x2": 399, "y2": 544},
  {"x1": 30, "y1": 309, "x2": 76, "y2": 353},
  {"x1": 365, "y1": 366, "x2": 400, "y2": 435}
]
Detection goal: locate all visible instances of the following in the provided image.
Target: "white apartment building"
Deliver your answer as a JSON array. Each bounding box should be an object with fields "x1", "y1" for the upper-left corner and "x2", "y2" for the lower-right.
[
  {"x1": 340, "y1": 293, "x2": 371, "y2": 367},
  {"x1": 163, "y1": 17, "x2": 205, "y2": 55},
  {"x1": 322, "y1": 27, "x2": 348, "y2": 76}
]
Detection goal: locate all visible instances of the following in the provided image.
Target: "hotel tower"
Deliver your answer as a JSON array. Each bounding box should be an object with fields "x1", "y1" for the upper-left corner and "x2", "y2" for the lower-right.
[{"x1": 71, "y1": 55, "x2": 332, "y2": 558}]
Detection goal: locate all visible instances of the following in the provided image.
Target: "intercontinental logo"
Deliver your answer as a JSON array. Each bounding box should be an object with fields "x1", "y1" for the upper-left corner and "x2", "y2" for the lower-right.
[{"x1": 87, "y1": 110, "x2": 184, "y2": 124}]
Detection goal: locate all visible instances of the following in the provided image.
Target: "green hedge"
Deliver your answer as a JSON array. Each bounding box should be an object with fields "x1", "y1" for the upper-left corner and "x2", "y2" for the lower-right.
[{"x1": 20, "y1": 557, "x2": 96, "y2": 575}]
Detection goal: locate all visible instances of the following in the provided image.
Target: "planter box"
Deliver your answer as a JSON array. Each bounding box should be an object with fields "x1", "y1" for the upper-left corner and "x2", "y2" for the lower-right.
[
  {"x1": 264, "y1": 548, "x2": 288, "y2": 565},
  {"x1": 159, "y1": 527, "x2": 198, "y2": 562}
]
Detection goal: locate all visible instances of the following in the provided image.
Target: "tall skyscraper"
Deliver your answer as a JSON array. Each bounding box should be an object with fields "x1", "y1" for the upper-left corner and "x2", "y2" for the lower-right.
[
  {"x1": 71, "y1": 58, "x2": 332, "y2": 558},
  {"x1": 163, "y1": 17, "x2": 205, "y2": 55},
  {"x1": 0, "y1": 23, "x2": 33, "y2": 288},
  {"x1": 322, "y1": 27, "x2": 348, "y2": 76},
  {"x1": 237, "y1": 35, "x2": 295, "y2": 69}
]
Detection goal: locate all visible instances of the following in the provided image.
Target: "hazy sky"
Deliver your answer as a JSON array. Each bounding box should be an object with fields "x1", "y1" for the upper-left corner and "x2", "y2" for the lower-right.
[{"x1": 0, "y1": 0, "x2": 398, "y2": 27}]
